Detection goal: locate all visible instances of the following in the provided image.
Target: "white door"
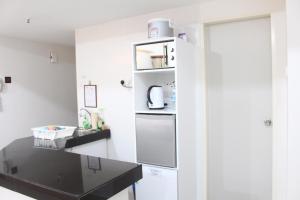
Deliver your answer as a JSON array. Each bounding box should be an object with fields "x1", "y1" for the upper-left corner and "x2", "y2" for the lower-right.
[{"x1": 206, "y1": 18, "x2": 272, "y2": 200}]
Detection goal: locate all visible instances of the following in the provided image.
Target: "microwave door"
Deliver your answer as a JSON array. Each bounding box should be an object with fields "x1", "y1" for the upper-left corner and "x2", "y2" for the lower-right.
[
  {"x1": 136, "y1": 43, "x2": 165, "y2": 70},
  {"x1": 136, "y1": 114, "x2": 176, "y2": 168}
]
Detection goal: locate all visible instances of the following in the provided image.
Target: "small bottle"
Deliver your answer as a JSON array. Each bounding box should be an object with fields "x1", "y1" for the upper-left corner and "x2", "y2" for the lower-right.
[
  {"x1": 166, "y1": 81, "x2": 176, "y2": 110},
  {"x1": 170, "y1": 87, "x2": 176, "y2": 110}
]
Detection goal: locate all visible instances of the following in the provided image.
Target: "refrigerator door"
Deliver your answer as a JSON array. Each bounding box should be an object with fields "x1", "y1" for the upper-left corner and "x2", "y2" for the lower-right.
[
  {"x1": 135, "y1": 165, "x2": 178, "y2": 200},
  {"x1": 136, "y1": 114, "x2": 176, "y2": 168}
]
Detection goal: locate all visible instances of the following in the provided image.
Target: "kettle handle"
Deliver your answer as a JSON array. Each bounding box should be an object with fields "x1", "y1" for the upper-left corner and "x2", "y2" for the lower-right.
[{"x1": 147, "y1": 85, "x2": 159, "y2": 105}]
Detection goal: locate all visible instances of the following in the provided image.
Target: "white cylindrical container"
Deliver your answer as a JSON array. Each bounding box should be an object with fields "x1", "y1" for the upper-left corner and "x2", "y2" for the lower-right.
[
  {"x1": 91, "y1": 113, "x2": 99, "y2": 130},
  {"x1": 148, "y1": 18, "x2": 174, "y2": 39}
]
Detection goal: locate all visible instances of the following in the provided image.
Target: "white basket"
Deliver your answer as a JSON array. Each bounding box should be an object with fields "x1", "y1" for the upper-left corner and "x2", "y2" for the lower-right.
[{"x1": 32, "y1": 126, "x2": 77, "y2": 140}]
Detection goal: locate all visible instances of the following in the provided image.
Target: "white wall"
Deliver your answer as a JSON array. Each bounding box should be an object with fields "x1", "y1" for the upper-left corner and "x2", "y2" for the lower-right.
[
  {"x1": 0, "y1": 36, "x2": 78, "y2": 149},
  {"x1": 75, "y1": 0, "x2": 285, "y2": 199},
  {"x1": 76, "y1": 0, "x2": 284, "y2": 160},
  {"x1": 286, "y1": 0, "x2": 300, "y2": 199},
  {"x1": 76, "y1": 33, "x2": 144, "y2": 162}
]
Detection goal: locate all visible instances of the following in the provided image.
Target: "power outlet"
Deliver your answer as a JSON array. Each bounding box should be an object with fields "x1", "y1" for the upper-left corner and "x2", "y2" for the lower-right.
[{"x1": 4, "y1": 77, "x2": 11, "y2": 83}]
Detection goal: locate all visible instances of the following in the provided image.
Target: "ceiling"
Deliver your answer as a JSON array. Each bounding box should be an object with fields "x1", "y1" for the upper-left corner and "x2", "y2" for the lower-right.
[{"x1": 0, "y1": 0, "x2": 202, "y2": 46}]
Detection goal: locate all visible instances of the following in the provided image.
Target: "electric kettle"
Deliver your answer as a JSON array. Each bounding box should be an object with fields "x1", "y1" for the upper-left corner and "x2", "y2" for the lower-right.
[{"x1": 147, "y1": 85, "x2": 165, "y2": 109}]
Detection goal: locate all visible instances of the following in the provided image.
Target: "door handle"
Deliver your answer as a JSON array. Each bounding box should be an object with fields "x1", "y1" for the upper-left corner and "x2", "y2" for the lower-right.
[{"x1": 264, "y1": 120, "x2": 272, "y2": 127}]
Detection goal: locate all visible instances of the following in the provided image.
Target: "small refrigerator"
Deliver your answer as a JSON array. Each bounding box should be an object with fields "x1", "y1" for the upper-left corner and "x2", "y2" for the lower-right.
[
  {"x1": 135, "y1": 114, "x2": 176, "y2": 168},
  {"x1": 135, "y1": 165, "x2": 178, "y2": 200}
]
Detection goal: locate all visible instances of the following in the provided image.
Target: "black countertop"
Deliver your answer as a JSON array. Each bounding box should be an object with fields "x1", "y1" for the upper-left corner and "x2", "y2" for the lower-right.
[{"x1": 0, "y1": 136, "x2": 142, "y2": 200}]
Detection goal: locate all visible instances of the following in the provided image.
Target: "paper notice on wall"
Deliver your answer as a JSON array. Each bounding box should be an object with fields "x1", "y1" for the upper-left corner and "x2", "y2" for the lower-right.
[{"x1": 84, "y1": 85, "x2": 97, "y2": 108}]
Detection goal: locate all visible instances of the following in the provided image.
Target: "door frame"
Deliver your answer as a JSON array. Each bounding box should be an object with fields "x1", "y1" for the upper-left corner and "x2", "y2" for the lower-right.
[{"x1": 196, "y1": 13, "x2": 288, "y2": 200}]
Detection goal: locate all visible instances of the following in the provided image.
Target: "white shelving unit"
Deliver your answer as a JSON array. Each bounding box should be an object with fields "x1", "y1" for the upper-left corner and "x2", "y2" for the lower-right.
[
  {"x1": 135, "y1": 108, "x2": 176, "y2": 115},
  {"x1": 133, "y1": 37, "x2": 198, "y2": 200},
  {"x1": 133, "y1": 68, "x2": 175, "y2": 74},
  {"x1": 134, "y1": 69, "x2": 176, "y2": 113}
]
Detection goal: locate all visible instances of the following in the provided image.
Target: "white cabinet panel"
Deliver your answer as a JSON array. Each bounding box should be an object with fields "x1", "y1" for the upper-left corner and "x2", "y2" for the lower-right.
[
  {"x1": 67, "y1": 140, "x2": 107, "y2": 158},
  {"x1": 136, "y1": 165, "x2": 177, "y2": 200},
  {"x1": 108, "y1": 188, "x2": 132, "y2": 200},
  {"x1": 0, "y1": 187, "x2": 35, "y2": 200}
]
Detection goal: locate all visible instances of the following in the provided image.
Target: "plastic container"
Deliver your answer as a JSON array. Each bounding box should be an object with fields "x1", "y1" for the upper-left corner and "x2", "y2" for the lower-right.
[
  {"x1": 32, "y1": 126, "x2": 77, "y2": 140},
  {"x1": 148, "y1": 18, "x2": 174, "y2": 39}
]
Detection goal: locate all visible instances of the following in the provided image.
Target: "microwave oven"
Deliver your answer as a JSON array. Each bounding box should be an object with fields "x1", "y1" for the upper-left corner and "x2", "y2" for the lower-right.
[{"x1": 135, "y1": 41, "x2": 175, "y2": 70}]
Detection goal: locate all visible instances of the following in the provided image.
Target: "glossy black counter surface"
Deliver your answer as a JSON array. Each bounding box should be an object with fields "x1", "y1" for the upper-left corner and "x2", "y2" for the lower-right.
[
  {"x1": 65, "y1": 129, "x2": 110, "y2": 149},
  {"x1": 33, "y1": 129, "x2": 111, "y2": 150},
  {"x1": 0, "y1": 137, "x2": 142, "y2": 200}
]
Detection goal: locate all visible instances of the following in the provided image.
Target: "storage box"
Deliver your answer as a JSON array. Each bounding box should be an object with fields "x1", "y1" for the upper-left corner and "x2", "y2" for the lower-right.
[{"x1": 32, "y1": 126, "x2": 77, "y2": 140}]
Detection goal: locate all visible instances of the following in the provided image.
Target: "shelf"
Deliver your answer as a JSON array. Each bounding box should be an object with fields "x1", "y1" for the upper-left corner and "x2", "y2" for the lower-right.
[
  {"x1": 135, "y1": 108, "x2": 176, "y2": 115},
  {"x1": 134, "y1": 68, "x2": 175, "y2": 74},
  {"x1": 132, "y1": 37, "x2": 176, "y2": 46}
]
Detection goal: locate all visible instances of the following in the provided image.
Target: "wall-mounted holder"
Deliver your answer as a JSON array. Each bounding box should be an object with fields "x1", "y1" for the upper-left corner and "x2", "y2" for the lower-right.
[
  {"x1": 120, "y1": 80, "x2": 132, "y2": 88},
  {"x1": 0, "y1": 77, "x2": 12, "y2": 93},
  {"x1": 0, "y1": 78, "x2": 4, "y2": 93}
]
